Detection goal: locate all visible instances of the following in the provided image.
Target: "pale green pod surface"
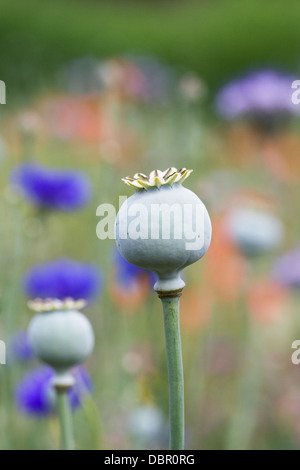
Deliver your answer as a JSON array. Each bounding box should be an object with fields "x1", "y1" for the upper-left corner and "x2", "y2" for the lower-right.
[
  {"x1": 115, "y1": 181, "x2": 212, "y2": 293},
  {"x1": 28, "y1": 309, "x2": 94, "y2": 374}
]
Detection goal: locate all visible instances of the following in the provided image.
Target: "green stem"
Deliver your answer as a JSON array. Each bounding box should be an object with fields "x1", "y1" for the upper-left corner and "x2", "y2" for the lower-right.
[
  {"x1": 55, "y1": 387, "x2": 74, "y2": 450},
  {"x1": 160, "y1": 295, "x2": 184, "y2": 450},
  {"x1": 225, "y1": 295, "x2": 261, "y2": 450}
]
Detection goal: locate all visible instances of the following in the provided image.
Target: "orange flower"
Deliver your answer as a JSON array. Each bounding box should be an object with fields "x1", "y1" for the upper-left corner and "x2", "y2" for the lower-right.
[
  {"x1": 109, "y1": 273, "x2": 153, "y2": 315},
  {"x1": 36, "y1": 93, "x2": 102, "y2": 144},
  {"x1": 203, "y1": 218, "x2": 247, "y2": 302},
  {"x1": 261, "y1": 132, "x2": 300, "y2": 183},
  {"x1": 246, "y1": 278, "x2": 288, "y2": 324},
  {"x1": 180, "y1": 286, "x2": 212, "y2": 333},
  {"x1": 223, "y1": 123, "x2": 262, "y2": 167}
]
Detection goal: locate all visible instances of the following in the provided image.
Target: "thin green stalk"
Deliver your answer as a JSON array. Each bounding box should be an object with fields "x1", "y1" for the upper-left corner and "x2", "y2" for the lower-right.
[
  {"x1": 55, "y1": 388, "x2": 74, "y2": 450},
  {"x1": 225, "y1": 297, "x2": 261, "y2": 450},
  {"x1": 160, "y1": 295, "x2": 184, "y2": 450},
  {"x1": 81, "y1": 395, "x2": 104, "y2": 450}
]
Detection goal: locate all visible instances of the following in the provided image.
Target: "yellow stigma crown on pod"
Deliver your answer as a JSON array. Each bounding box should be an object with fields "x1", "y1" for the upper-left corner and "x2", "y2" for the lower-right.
[
  {"x1": 27, "y1": 298, "x2": 87, "y2": 313},
  {"x1": 122, "y1": 167, "x2": 193, "y2": 190}
]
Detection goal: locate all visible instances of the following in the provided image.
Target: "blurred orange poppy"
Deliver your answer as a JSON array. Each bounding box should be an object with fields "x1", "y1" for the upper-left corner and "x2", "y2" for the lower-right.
[
  {"x1": 109, "y1": 273, "x2": 153, "y2": 315},
  {"x1": 246, "y1": 278, "x2": 288, "y2": 324},
  {"x1": 179, "y1": 285, "x2": 212, "y2": 333},
  {"x1": 223, "y1": 123, "x2": 262, "y2": 167},
  {"x1": 32, "y1": 92, "x2": 142, "y2": 165},
  {"x1": 261, "y1": 132, "x2": 300, "y2": 183},
  {"x1": 203, "y1": 217, "x2": 247, "y2": 303},
  {"x1": 36, "y1": 93, "x2": 102, "y2": 144}
]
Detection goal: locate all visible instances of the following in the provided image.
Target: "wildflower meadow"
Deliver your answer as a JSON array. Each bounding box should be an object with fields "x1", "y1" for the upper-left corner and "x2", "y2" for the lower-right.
[{"x1": 1, "y1": 0, "x2": 300, "y2": 452}]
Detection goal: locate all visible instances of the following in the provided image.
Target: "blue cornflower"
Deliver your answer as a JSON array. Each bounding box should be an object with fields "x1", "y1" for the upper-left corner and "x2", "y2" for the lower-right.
[
  {"x1": 10, "y1": 162, "x2": 92, "y2": 211},
  {"x1": 113, "y1": 250, "x2": 156, "y2": 288},
  {"x1": 23, "y1": 258, "x2": 103, "y2": 301},
  {"x1": 15, "y1": 366, "x2": 54, "y2": 416},
  {"x1": 14, "y1": 365, "x2": 92, "y2": 416}
]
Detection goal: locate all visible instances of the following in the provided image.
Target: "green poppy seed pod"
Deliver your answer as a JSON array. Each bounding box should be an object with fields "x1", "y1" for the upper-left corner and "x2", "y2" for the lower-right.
[
  {"x1": 27, "y1": 299, "x2": 94, "y2": 387},
  {"x1": 115, "y1": 168, "x2": 212, "y2": 294}
]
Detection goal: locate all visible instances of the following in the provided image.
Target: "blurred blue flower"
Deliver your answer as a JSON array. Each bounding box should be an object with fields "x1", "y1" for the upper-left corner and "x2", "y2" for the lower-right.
[
  {"x1": 11, "y1": 162, "x2": 92, "y2": 211},
  {"x1": 8, "y1": 330, "x2": 34, "y2": 363},
  {"x1": 23, "y1": 258, "x2": 103, "y2": 301},
  {"x1": 215, "y1": 69, "x2": 300, "y2": 130},
  {"x1": 272, "y1": 247, "x2": 300, "y2": 289},
  {"x1": 15, "y1": 365, "x2": 92, "y2": 416},
  {"x1": 15, "y1": 366, "x2": 54, "y2": 416},
  {"x1": 113, "y1": 250, "x2": 157, "y2": 288}
]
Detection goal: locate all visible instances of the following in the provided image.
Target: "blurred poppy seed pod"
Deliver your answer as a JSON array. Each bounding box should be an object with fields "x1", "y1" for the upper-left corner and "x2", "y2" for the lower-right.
[
  {"x1": 27, "y1": 299, "x2": 94, "y2": 387},
  {"x1": 225, "y1": 207, "x2": 283, "y2": 257},
  {"x1": 115, "y1": 168, "x2": 212, "y2": 293}
]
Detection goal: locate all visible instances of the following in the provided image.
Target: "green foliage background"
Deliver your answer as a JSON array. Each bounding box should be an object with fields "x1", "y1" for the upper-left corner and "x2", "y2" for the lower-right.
[{"x1": 1, "y1": 0, "x2": 300, "y2": 103}]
